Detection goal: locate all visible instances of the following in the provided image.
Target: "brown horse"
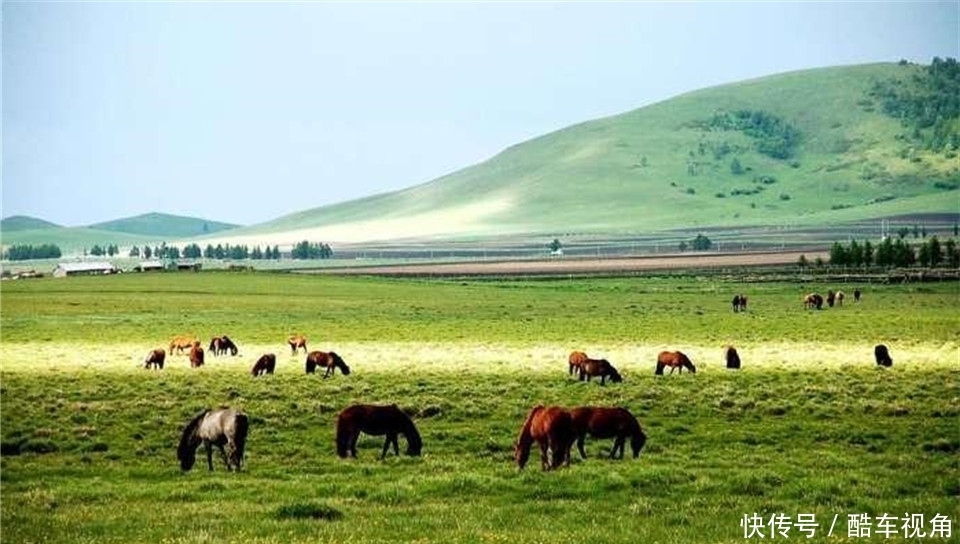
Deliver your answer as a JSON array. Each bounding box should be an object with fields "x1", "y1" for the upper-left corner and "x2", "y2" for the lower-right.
[
  {"x1": 732, "y1": 294, "x2": 748, "y2": 312},
  {"x1": 209, "y1": 335, "x2": 239, "y2": 356},
  {"x1": 827, "y1": 290, "x2": 836, "y2": 308},
  {"x1": 287, "y1": 334, "x2": 308, "y2": 355},
  {"x1": 569, "y1": 406, "x2": 646, "y2": 459},
  {"x1": 655, "y1": 351, "x2": 696, "y2": 375},
  {"x1": 568, "y1": 351, "x2": 589, "y2": 375},
  {"x1": 189, "y1": 341, "x2": 205, "y2": 368},
  {"x1": 578, "y1": 358, "x2": 623, "y2": 385},
  {"x1": 803, "y1": 293, "x2": 824, "y2": 310},
  {"x1": 305, "y1": 351, "x2": 350, "y2": 378},
  {"x1": 170, "y1": 334, "x2": 199, "y2": 355},
  {"x1": 514, "y1": 405, "x2": 574, "y2": 471},
  {"x1": 724, "y1": 345, "x2": 741, "y2": 370},
  {"x1": 144, "y1": 348, "x2": 165, "y2": 370},
  {"x1": 251, "y1": 353, "x2": 276, "y2": 376},
  {"x1": 874, "y1": 344, "x2": 893, "y2": 367},
  {"x1": 336, "y1": 404, "x2": 422, "y2": 459}
]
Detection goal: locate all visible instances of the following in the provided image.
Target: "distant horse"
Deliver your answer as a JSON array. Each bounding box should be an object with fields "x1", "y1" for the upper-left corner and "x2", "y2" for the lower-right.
[
  {"x1": 568, "y1": 351, "x2": 589, "y2": 376},
  {"x1": 305, "y1": 351, "x2": 350, "y2": 378},
  {"x1": 827, "y1": 290, "x2": 836, "y2": 308},
  {"x1": 209, "y1": 335, "x2": 239, "y2": 356},
  {"x1": 177, "y1": 408, "x2": 249, "y2": 472},
  {"x1": 732, "y1": 294, "x2": 748, "y2": 313},
  {"x1": 656, "y1": 351, "x2": 696, "y2": 375},
  {"x1": 835, "y1": 291, "x2": 845, "y2": 307},
  {"x1": 874, "y1": 344, "x2": 893, "y2": 367},
  {"x1": 854, "y1": 288, "x2": 861, "y2": 303},
  {"x1": 578, "y1": 358, "x2": 623, "y2": 385},
  {"x1": 144, "y1": 348, "x2": 165, "y2": 370},
  {"x1": 336, "y1": 404, "x2": 422, "y2": 460},
  {"x1": 170, "y1": 335, "x2": 199, "y2": 355},
  {"x1": 251, "y1": 354, "x2": 276, "y2": 376},
  {"x1": 569, "y1": 406, "x2": 646, "y2": 460},
  {"x1": 514, "y1": 405, "x2": 574, "y2": 471},
  {"x1": 287, "y1": 334, "x2": 308, "y2": 355},
  {"x1": 804, "y1": 293, "x2": 824, "y2": 310},
  {"x1": 189, "y1": 341, "x2": 205, "y2": 368},
  {"x1": 724, "y1": 345, "x2": 741, "y2": 370}
]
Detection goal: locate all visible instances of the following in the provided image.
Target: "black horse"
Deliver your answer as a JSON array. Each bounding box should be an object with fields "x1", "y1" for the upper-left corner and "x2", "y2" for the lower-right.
[{"x1": 874, "y1": 344, "x2": 893, "y2": 367}]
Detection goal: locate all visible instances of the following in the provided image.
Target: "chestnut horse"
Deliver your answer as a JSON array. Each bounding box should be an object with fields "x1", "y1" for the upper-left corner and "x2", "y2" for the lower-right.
[
  {"x1": 724, "y1": 345, "x2": 741, "y2": 370},
  {"x1": 514, "y1": 405, "x2": 574, "y2": 471},
  {"x1": 209, "y1": 335, "x2": 238, "y2": 356},
  {"x1": 251, "y1": 354, "x2": 276, "y2": 376},
  {"x1": 189, "y1": 341, "x2": 205, "y2": 368},
  {"x1": 305, "y1": 351, "x2": 350, "y2": 378},
  {"x1": 336, "y1": 404, "x2": 422, "y2": 459},
  {"x1": 655, "y1": 351, "x2": 696, "y2": 375},
  {"x1": 578, "y1": 358, "x2": 623, "y2": 385},
  {"x1": 170, "y1": 335, "x2": 199, "y2": 355},
  {"x1": 287, "y1": 334, "x2": 308, "y2": 355},
  {"x1": 144, "y1": 348, "x2": 165, "y2": 370},
  {"x1": 569, "y1": 406, "x2": 646, "y2": 460},
  {"x1": 568, "y1": 351, "x2": 589, "y2": 375}
]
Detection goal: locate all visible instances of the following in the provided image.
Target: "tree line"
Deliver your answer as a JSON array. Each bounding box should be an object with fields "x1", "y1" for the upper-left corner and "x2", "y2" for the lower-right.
[
  {"x1": 2, "y1": 244, "x2": 62, "y2": 261},
  {"x1": 827, "y1": 235, "x2": 959, "y2": 268}
]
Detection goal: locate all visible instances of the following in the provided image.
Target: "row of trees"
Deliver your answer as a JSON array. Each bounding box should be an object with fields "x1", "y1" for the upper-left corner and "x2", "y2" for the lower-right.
[
  {"x1": 291, "y1": 241, "x2": 333, "y2": 260},
  {"x1": 828, "y1": 236, "x2": 959, "y2": 268},
  {"x1": 125, "y1": 241, "x2": 331, "y2": 260},
  {"x1": 3, "y1": 244, "x2": 62, "y2": 261}
]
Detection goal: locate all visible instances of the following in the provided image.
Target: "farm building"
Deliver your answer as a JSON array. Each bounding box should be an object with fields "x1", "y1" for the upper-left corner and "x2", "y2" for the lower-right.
[
  {"x1": 133, "y1": 260, "x2": 164, "y2": 272},
  {"x1": 52, "y1": 262, "x2": 118, "y2": 278}
]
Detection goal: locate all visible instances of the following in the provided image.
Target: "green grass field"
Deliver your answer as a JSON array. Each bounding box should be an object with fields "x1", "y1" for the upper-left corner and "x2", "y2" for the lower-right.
[{"x1": 1, "y1": 272, "x2": 957, "y2": 543}]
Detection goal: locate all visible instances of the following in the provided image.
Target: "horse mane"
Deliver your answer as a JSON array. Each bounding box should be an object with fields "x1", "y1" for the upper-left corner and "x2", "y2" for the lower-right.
[
  {"x1": 177, "y1": 410, "x2": 208, "y2": 467},
  {"x1": 514, "y1": 405, "x2": 543, "y2": 468}
]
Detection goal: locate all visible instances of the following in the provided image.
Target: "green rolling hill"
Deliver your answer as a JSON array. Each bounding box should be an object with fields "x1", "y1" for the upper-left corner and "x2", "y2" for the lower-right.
[
  {"x1": 88, "y1": 212, "x2": 239, "y2": 238},
  {"x1": 0, "y1": 216, "x2": 62, "y2": 232},
  {"x1": 228, "y1": 61, "x2": 958, "y2": 243}
]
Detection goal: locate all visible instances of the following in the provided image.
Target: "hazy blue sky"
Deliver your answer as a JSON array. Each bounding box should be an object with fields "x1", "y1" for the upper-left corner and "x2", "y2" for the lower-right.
[{"x1": 3, "y1": 1, "x2": 958, "y2": 227}]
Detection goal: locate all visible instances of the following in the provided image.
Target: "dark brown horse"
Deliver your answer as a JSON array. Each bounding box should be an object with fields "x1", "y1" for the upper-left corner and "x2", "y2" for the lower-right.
[
  {"x1": 189, "y1": 341, "x2": 205, "y2": 368},
  {"x1": 209, "y1": 335, "x2": 239, "y2": 356},
  {"x1": 287, "y1": 334, "x2": 308, "y2": 355},
  {"x1": 732, "y1": 294, "x2": 748, "y2": 312},
  {"x1": 170, "y1": 334, "x2": 199, "y2": 355},
  {"x1": 655, "y1": 351, "x2": 696, "y2": 375},
  {"x1": 578, "y1": 358, "x2": 623, "y2": 385},
  {"x1": 724, "y1": 345, "x2": 741, "y2": 370},
  {"x1": 874, "y1": 344, "x2": 893, "y2": 367},
  {"x1": 305, "y1": 351, "x2": 350, "y2": 378},
  {"x1": 569, "y1": 406, "x2": 646, "y2": 459},
  {"x1": 827, "y1": 290, "x2": 836, "y2": 308},
  {"x1": 854, "y1": 288, "x2": 861, "y2": 302},
  {"x1": 804, "y1": 293, "x2": 824, "y2": 310},
  {"x1": 514, "y1": 405, "x2": 574, "y2": 471},
  {"x1": 251, "y1": 353, "x2": 276, "y2": 376},
  {"x1": 336, "y1": 404, "x2": 422, "y2": 459},
  {"x1": 144, "y1": 348, "x2": 165, "y2": 370}
]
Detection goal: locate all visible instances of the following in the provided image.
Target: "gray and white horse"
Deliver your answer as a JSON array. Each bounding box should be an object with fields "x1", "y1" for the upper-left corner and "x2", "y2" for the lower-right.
[{"x1": 177, "y1": 408, "x2": 249, "y2": 472}]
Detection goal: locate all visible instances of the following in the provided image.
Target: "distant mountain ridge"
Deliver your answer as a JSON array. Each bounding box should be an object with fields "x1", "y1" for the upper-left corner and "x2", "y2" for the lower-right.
[
  {"x1": 88, "y1": 212, "x2": 239, "y2": 238},
  {"x1": 0, "y1": 216, "x2": 62, "y2": 232}
]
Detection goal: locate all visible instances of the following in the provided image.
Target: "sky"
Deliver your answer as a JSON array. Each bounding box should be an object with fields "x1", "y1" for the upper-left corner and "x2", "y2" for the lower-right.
[{"x1": 3, "y1": 1, "x2": 958, "y2": 228}]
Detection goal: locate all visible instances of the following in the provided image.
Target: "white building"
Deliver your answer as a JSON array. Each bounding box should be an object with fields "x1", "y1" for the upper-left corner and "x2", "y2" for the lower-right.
[{"x1": 52, "y1": 262, "x2": 118, "y2": 278}]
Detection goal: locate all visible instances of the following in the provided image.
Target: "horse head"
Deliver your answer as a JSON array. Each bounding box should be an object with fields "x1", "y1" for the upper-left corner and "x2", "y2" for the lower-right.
[
  {"x1": 631, "y1": 428, "x2": 647, "y2": 458},
  {"x1": 332, "y1": 352, "x2": 351, "y2": 375}
]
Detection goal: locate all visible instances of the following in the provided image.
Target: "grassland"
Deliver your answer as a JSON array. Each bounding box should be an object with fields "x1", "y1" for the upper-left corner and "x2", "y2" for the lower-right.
[{"x1": 1, "y1": 272, "x2": 958, "y2": 543}]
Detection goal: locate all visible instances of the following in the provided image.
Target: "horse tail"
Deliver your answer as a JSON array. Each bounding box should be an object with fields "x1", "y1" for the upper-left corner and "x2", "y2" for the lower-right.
[
  {"x1": 335, "y1": 411, "x2": 352, "y2": 458},
  {"x1": 655, "y1": 361, "x2": 664, "y2": 375},
  {"x1": 177, "y1": 410, "x2": 208, "y2": 471},
  {"x1": 514, "y1": 405, "x2": 542, "y2": 469},
  {"x1": 232, "y1": 412, "x2": 249, "y2": 470}
]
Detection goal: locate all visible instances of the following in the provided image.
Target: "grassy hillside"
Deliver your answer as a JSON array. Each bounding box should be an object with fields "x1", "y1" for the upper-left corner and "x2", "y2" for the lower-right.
[
  {"x1": 88, "y1": 212, "x2": 239, "y2": 237},
  {"x1": 235, "y1": 62, "x2": 958, "y2": 243},
  {"x1": 0, "y1": 227, "x2": 160, "y2": 255},
  {"x1": 0, "y1": 215, "x2": 62, "y2": 231}
]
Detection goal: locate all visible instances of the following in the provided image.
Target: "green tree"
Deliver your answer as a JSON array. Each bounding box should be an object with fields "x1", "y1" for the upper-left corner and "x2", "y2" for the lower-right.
[
  {"x1": 90, "y1": 244, "x2": 104, "y2": 256},
  {"x1": 730, "y1": 157, "x2": 743, "y2": 175},
  {"x1": 797, "y1": 254, "x2": 808, "y2": 268},
  {"x1": 928, "y1": 235, "x2": 942, "y2": 266},
  {"x1": 691, "y1": 234, "x2": 712, "y2": 251},
  {"x1": 129, "y1": 246, "x2": 140, "y2": 258},
  {"x1": 143, "y1": 246, "x2": 152, "y2": 259},
  {"x1": 829, "y1": 242, "x2": 848, "y2": 266}
]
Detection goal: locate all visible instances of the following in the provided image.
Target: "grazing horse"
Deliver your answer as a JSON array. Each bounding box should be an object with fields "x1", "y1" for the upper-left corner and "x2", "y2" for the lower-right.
[
  {"x1": 177, "y1": 408, "x2": 249, "y2": 472},
  {"x1": 336, "y1": 404, "x2": 422, "y2": 460},
  {"x1": 144, "y1": 348, "x2": 165, "y2": 370},
  {"x1": 170, "y1": 335, "x2": 199, "y2": 355},
  {"x1": 827, "y1": 290, "x2": 836, "y2": 308},
  {"x1": 724, "y1": 345, "x2": 741, "y2": 370},
  {"x1": 568, "y1": 351, "x2": 589, "y2": 376},
  {"x1": 569, "y1": 406, "x2": 646, "y2": 460},
  {"x1": 732, "y1": 294, "x2": 748, "y2": 312},
  {"x1": 854, "y1": 288, "x2": 861, "y2": 302},
  {"x1": 578, "y1": 358, "x2": 623, "y2": 385},
  {"x1": 804, "y1": 293, "x2": 824, "y2": 310},
  {"x1": 287, "y1": 334, "x2": 308, "y2": 355},
  {"x1": 251, "y1": 354, "x2": 276, "y2": 376},
  {"x1": 655, "y1": 351, "x2": 697, "y2": 375},
  {"x1": 305, "y1": 351, "x2": 350, "y2": 378},
  {"x1": 189, "y1": 341, "x2": 205, "y2": 368},
  {"x1": 874, "y1": 344, "x2": 893, "y2": 367},
  {"x1": 514, "y1": 405, "x2": 574, "y2": 471},
  {"x1": 209, "y1": 335, "x2": 239, "y2": 356},
  {"x1": 835, "y1": 291, "x2": 845, "y2": 307}
]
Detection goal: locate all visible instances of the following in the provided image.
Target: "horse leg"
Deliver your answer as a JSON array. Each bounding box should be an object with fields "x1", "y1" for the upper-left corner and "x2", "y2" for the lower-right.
[
  {"x1": 323, "y1": 366, "x2": 333, "y2": 379},
  {"x1": 612, "y1": 437, "x2": 624, "y2": 459},
  {"x1": 205, "y1": 442, "x2": 215, "y2": 471},
  {"x1": 539, "y1": 441, "x2": 549, "y2": 471},
  {"x1": 350, "y1": 432, "x2": 360, "y2": 458},
  {"x1": 218, "y1": 444, "x2": 230, "y2": 471},
  {"x1": 379, "y1": 437, "x2": 391, "y2": 460},
  {"x1": 577, "y1": 435, "x2": 587, "y2": 459}
]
